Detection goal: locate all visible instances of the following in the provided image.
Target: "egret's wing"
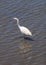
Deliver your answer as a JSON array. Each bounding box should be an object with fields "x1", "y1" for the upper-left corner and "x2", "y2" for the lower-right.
[{"x1": 20, "y1": 26, "x2": 32, "y2": 36}]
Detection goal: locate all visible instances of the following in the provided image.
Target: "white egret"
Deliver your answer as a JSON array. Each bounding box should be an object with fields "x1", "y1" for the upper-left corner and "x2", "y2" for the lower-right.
[{"x1": 13, "y1": 17, "x2": 32, "y2": 36}]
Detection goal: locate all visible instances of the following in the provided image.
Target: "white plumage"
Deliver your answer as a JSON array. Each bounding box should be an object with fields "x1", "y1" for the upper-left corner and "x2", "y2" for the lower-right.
[{"x1": 13, "y1": 17, "x2": 32, "y2": 36}]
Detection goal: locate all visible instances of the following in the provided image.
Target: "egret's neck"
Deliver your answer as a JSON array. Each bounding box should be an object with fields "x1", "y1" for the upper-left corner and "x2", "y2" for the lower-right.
[
  {"x1": 13, "y1": 18, "x2": 20, "y2": 28},
  {"x1": 17, "y1": 20, "x2": 19, "y2": 25},
  {"x1": 15, "y1": 18, "x2": 20, "y2": 28},
  {"x1": 16, "y1": 19, "x2": 20, "y2": 27}
]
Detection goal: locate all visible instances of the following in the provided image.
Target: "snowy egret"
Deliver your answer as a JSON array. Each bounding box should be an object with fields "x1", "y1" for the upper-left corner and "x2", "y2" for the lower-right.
[{"x1": 13, "y1": 17, "x2": 32, "y2": 36}]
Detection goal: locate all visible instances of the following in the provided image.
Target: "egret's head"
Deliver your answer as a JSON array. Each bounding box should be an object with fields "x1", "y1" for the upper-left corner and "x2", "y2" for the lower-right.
[
  {"x1": 13, "y1": 17, "x2": 19, "y2": 22},
  {"x1": 13, "y1": 17, "x2": 18, "y2": 20}
]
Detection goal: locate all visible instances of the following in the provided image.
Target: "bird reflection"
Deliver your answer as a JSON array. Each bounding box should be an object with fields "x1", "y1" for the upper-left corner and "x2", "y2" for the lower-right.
[
  {"x1": 24, "y1": 36, "x2": 34, "y2": 41},
  {"x1": 18, "y1": 35, "x2": 34, "y2": 41}
]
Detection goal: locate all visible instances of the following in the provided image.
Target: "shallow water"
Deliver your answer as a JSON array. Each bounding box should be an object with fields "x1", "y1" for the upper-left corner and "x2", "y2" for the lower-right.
[{"x1": 0, "y1": 0, "x2": 46, "y2": 65}]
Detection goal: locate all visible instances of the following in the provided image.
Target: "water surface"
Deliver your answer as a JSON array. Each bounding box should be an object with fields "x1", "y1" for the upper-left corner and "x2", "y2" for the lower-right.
[{"x1": 0, "y1": 0, "x2": 46, "y2": 65}]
